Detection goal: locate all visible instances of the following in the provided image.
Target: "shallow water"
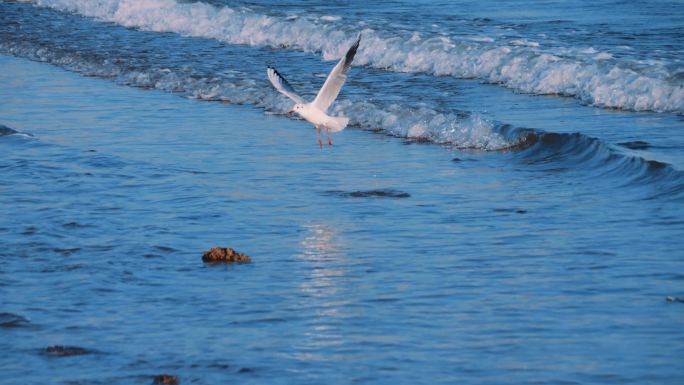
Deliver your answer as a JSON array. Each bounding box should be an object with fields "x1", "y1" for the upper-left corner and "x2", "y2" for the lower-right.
[
  {"x1": 1, "y1": 0, "x2": 684, "y2": 384},
  {"x1": 2, "y1": 53, "x2": 683, "y2": 385}
]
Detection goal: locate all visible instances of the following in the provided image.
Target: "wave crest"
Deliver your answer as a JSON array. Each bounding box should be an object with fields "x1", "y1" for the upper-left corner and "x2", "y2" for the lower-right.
[
  {"x1": 19, "y1": 0, "x2": 684, "y2": 114},
  {"x1": 1, "y1": 38, "x2": 509, "y2": 150}
]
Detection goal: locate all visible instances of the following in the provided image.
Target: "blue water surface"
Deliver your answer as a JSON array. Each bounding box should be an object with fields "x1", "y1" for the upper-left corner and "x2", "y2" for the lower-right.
[{"x1": 1, "y1": 0, "x2": 684, "y2": 383}]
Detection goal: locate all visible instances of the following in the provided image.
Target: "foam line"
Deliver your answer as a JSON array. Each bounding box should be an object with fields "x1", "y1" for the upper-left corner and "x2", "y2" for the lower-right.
[{"x1": 19, "y1": 0, "x2": 684, "y2": 114}]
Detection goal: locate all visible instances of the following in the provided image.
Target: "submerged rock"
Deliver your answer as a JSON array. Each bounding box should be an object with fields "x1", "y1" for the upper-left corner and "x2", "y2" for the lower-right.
[
  {"x1": 153, "y1": 374, "x2": 179, "y2": 385},
  {"x1": 45, "y1": 345, "x2": 91, "y2": 356},
  {"x1": 202, "y1": 247, "x2": 251, "y2": 263}
]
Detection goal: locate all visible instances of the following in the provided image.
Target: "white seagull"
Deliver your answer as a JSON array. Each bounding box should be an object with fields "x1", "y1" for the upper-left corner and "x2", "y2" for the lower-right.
[{"x1": 267, "y1": 36, "x2": 360, "y2": 148}]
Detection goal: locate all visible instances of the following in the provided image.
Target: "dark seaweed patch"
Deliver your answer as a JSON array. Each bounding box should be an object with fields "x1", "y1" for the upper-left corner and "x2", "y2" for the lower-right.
[
  {"x1": 45, "y1": 345, "x2": 93, "y2": 356},
  {"x1": 323, "y1": 189, "x2": 410, "y2": 199},
  {"x1": 62, "y1": 222, "x2": 89, "y2": 229},
  {"x1": 493, "y1": 208, "x2": 527, "y2": 214}
]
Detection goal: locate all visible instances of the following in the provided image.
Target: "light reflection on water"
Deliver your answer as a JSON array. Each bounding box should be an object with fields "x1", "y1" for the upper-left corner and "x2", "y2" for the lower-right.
[{"x1": 297, "y1": 223, "x2": 348, "y2": 354}]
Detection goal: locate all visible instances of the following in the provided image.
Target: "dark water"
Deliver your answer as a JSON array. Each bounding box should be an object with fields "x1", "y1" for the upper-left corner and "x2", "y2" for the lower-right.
[{"x1": 1, "y1": 0, "x2": 684, "y2": 384}]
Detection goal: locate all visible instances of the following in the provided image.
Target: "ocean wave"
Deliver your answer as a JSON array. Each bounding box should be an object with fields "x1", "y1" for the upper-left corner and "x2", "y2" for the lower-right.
[
  {"x1": 511, "y1": 129, "x2": 684, "y2": 200},
  {"x1": 4, "y1": 40, "x2": 682, "y2": 200},
  {"x1": 0, "y1": 39, "x2": 509, "y2": 150},
  {"x1": 4, "y1": 2, "x2": 683, "y2": 197},
  {"x1": 18, "y1": 0, "x2": 684, "y2": 114}
]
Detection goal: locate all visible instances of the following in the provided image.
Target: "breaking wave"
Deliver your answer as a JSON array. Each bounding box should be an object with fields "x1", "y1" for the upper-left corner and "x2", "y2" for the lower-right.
[
  {"x1": 3, "y1": 0, "x2": 684, "y2": 198},
  {"x1": 3, "y1": 38, "x2": 683, "y2": 200},
  {"x1": 17, "y1": 0, "x2": 684, "y2": 114},
  {"x1": 0, "y1": 38, "x2": 509, "y2": 150}
]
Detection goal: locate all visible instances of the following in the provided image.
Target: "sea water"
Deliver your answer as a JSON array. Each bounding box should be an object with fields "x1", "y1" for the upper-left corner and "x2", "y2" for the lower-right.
[{"x1": 1, "y1": 1, "x2": 683, "y2": 384}]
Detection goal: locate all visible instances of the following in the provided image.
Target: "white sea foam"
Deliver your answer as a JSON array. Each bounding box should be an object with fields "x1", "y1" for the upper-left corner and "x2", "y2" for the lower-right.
[
  {"x1": 332, "y1": 100, "x2": 508, "y2": 149},
  {"x1": 510, "y1": 39, "x2": 539, "y2": 47},
  {"x1": 467, "y1": 36, "x2": 495, "y2": 43},
  {"x1": 593, "y1": 52, "x2": 613, "y2": 60},
  {"x1": 18, "y1": 0, "x2": 684, "y2": 114},
  {"x1": 320, "y1": 15, "x2": 341, "y2": 22}
]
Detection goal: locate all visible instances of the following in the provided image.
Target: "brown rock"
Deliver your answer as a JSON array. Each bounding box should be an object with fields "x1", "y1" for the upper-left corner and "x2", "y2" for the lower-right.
[
  {"x1": 153, "y1": 375, "x2": 179, "y2": 385},
  {"x1": 202, "y1": 247, "x2": 251, "y2": 263}
]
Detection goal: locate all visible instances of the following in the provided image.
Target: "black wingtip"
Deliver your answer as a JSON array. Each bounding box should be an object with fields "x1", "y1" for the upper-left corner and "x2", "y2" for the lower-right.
[
  {"x1": 345, "y1": 35, "x2": 361, "y2": 65},
  {"x1": 267, "y1": 66, "x2": 282, "y2": 79}
]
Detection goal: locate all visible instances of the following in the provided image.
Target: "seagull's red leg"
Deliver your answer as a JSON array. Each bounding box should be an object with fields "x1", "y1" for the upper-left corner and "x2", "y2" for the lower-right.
[
  {"x1": 326, "y1": 127, "x2": 333, "y2": 146},
  {"x1": 317, "y1": 126, "x2": 323, "y2": 148}
]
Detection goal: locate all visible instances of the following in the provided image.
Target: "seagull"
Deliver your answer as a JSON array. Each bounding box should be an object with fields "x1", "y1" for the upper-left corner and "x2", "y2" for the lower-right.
[{"x1": 267, "y1": 35, "x2": 361, "y2": 148}]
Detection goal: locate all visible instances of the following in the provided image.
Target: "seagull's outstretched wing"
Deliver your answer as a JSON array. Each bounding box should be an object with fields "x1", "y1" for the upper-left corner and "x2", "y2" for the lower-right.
[
  {"x1": 267, "y1": 66, "x2": 305, "y2": 104},
  {"x1": 312, "y1": 35, "x2": 361, "y2": 113}
]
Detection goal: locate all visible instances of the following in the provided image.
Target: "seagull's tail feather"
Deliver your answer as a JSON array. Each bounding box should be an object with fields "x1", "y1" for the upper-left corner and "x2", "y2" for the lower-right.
[{"x1": 326, "y1": 116, "x2": 349, "y2": 133}]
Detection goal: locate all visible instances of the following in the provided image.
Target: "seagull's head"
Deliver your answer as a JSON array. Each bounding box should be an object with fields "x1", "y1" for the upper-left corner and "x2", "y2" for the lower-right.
[{"x1": 288, "y1": 103, "x2": 304, "y2": 115}]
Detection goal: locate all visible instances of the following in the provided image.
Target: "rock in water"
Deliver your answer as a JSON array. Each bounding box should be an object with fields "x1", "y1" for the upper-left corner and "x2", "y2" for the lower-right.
[
  {"x1": 202, "y1": 247, "x2": 251, "y2": 263},
  {"x1": 153, "y1": 375, "x2": 179, "y2": 385}
]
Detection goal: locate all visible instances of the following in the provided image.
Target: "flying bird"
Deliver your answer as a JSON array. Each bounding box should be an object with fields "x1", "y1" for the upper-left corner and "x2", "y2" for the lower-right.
[{"x1": 267, "y1": 36, "x2": 361, "y2": 148}]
